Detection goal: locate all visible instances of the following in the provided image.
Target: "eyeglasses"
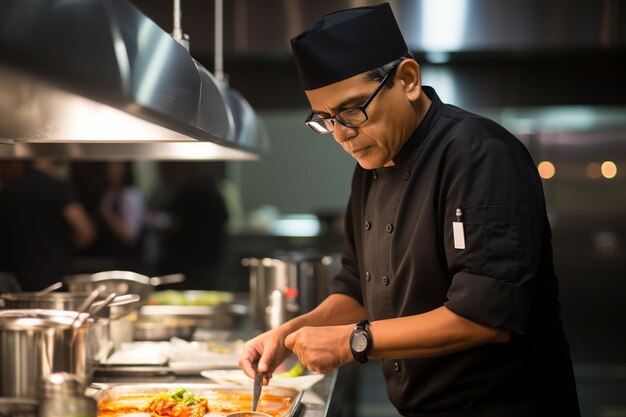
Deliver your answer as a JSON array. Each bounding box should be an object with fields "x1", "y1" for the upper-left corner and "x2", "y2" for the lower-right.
[{"x1": 305, "y1": 67, "x2": 396, "y2": 135}]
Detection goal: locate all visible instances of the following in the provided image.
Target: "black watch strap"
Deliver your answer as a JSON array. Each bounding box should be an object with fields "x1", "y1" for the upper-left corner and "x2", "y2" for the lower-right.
[{"x1": 350, "y1": 320, "x2": 372, "y2": 364}]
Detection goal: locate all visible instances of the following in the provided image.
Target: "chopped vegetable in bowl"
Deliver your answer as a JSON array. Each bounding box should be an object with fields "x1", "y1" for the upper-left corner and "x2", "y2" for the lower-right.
[{"x1": 148, "y1": 291, "x2": 235, "y2": 306}]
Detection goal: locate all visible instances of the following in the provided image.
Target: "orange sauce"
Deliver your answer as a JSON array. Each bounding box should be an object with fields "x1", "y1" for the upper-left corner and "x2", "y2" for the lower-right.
[{"x1": 98, "y1": 391, "x2": 293, "y2": 417}]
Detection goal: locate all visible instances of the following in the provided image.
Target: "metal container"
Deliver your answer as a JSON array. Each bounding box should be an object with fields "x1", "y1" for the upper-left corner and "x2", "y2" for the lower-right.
[
  {"x1": 0, "y1": 292, "x2": 139, "y2": 320},
  {"x1": 133, "y1": 316, "x2": 196, "y2": 341},
  {"x1": 1, "y1": 292, "x2": 104, "y2": 316},
  {"x1": 0, "y1": 309, "x2": 95, "y2": 399},
  {"x1": 38, "y1": 373, "x2": 97, "y2": 417},
  {"x1": 136, "y1": 303, "x2": 248, "y2": 340},
  {"x1": 0, "y1": 292, "x2": 140, "y2": 364},
  {"x1": 92, "y1": 383, "x2": 303, "y2": 417},
  {"x1": 242, "y1": 253, "x2": 332, "y2": 330},
  {"x1": 64, "y1": 271, "x2": 184, "y2": 306}
]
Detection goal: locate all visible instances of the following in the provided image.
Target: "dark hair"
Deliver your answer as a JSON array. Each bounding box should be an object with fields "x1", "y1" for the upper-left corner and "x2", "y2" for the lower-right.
[
  {"x1": 105, "y1": 161, "x2": 135, "y2": 187},
  {"x1": 364, "y1": 51, "x2": 415, "y2": 87}
]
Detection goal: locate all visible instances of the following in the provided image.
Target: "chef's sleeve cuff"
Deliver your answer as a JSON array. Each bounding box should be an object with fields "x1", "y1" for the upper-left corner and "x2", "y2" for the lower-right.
[
  {"x1": 330, "y1": 272, "x2": 364, "y2": 305},
  {"x1": 444, "y1": 271, "x2": 531, "y2": 334}
]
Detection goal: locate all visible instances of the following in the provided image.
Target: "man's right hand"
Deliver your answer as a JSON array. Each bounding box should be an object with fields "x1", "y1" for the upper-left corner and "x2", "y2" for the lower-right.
[
  {"x1": 238, "y1": 294, "x2": 368, "y2": 383},
  {"x1": 238, "y1": 327, "x2": 293, "y2": 383}
]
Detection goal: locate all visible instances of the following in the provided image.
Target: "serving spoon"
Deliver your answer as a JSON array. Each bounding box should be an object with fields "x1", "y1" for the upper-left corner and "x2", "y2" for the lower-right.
[
  {"x1": 252, "y1": 371, "x2": 264, "y2": 412},
  {"x1": 224, "y1": 371, "x2": 270, "y2": 417}
]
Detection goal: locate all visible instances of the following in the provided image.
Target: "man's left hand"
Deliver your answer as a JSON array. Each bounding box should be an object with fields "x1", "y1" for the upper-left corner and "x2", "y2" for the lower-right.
[{"x1": 284, "y1": 324, "x2": 354, "y2": 373}]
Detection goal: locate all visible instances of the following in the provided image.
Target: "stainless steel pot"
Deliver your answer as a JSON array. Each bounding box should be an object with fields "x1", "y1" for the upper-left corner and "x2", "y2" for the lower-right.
[
  {"x1": 0, "y1": 291, "x2": 102, "y2": 310},
  {"x1": 64, "y1": 272, "x2": 184, "y2": 349},
  {"x1": 242, "y1": 254, "x2": 332, "y2": 330},
  {"x1": 0, "y1": 309, "x2": 95, "y2": 399},
  {"x1": 0, "y1": 292, "x2": 139, "y2": 319},
  {"x1": 0, "y1": 292, "x2": 139, "y2": 367},
  {"x1": 63, "y1": 271, "x2": 185, "y2": 305}
]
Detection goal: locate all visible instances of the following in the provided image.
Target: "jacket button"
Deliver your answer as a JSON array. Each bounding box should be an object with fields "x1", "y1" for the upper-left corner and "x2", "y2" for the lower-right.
[
  {"x1": 402, "y1": 170, "x2": 411, "y2": 180},
  {"x1": 382, "y1": 275, "x2": 389, "y2": 285},
  {"x1": 385, "y1": 223, "x2": 394, "y2": 233},
  {"x1": 393, "y1": 362, "x2": 400, "y2": 372},
  {"x1": 373, "y1": 171, "x2": 378, "y2": 180},
  {"x1": 365, "y1": 271, "x2": 370, "y2": 281},
  {"x1": 364, "y1": 221, "x2": 371, "y2": 231}
]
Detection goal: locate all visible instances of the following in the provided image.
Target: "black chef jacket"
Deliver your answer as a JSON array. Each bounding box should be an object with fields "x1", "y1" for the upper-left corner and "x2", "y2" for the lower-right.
[{"x1": 331, "y1": 87, "x2": 580, "y2": 417}]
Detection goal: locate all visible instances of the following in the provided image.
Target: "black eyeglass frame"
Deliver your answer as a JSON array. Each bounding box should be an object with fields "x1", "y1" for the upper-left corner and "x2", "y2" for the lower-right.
[{"x1": 304, "y1": 67, "x2": 397, "y2": 135}]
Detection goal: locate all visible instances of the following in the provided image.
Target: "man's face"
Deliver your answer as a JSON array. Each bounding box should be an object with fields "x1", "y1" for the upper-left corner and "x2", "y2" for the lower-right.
[{"x1": 305, "y1": 71, "x2": 414, "y2": 169}]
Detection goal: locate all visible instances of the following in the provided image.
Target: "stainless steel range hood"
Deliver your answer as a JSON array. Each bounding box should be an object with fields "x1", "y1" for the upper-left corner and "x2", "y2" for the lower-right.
[{"x1": 0, "y1": 0, "x2": 268, "y2": 160}]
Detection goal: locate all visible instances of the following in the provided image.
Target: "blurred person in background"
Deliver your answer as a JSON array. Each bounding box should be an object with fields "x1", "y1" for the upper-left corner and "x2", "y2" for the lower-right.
[
  {"x1": 0, "y1": 159, "x2": 94, "y2": 291},
  {"x1": 99, "y1": 161, "x2": 145, "y2": 271},
  {"x1": 148, "y1": 162, "x2": 229, "y2": 290}
]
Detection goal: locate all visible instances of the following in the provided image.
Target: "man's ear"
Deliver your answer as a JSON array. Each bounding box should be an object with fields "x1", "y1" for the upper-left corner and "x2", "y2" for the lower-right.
[{"x1": 396, "y1": 59, "x2": 421, "y2": 102}]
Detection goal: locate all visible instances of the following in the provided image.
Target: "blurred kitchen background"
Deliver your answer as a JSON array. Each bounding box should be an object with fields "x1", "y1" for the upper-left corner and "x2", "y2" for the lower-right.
[{"x1": 1, "y1": 0, "x2": 625, "y2": 416}]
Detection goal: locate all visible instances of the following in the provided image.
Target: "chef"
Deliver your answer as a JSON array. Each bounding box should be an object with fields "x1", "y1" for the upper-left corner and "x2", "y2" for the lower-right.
[{"x1": 239, "y1": 3, "x2": 581, "y2": 416}]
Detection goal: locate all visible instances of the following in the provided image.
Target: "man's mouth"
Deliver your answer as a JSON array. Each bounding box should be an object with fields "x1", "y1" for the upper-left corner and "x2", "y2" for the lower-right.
[{"x1": 350, "y1": 146, "x2": 370, "y2": 157}]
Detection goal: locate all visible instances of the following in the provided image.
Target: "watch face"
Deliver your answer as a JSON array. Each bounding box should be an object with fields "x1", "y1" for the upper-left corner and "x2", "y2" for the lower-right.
[{"x1": 351, "y1": 331, "x2": 368, "y2": 353}]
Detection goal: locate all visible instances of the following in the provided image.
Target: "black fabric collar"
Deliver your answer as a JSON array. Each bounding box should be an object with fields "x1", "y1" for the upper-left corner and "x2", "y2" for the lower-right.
[{"x1": 391, "y1": 86, "x2": 442, "y2": 168}]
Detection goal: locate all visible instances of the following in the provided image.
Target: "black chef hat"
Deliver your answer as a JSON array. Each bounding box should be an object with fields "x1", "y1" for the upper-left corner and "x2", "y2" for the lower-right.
[{"x1": 290, "y1": 2, "x2": 408, "y2": 91}]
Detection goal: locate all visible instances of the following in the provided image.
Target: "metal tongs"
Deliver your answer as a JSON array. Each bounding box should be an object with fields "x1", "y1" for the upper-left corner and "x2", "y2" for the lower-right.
[
  {"x1": 70, "y1": 284, "x2": 106, "y2": 334},
  {"x1": 89, "y1": 293, "x2": 140, "y2": 316}
]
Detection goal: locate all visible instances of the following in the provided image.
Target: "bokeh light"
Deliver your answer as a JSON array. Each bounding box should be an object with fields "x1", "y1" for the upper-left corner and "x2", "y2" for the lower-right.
[
  {"x1": 601, "y1": 161, "x2": 617, "y2": 179},
  {"x1": 586, "y1": 162, "x2": 602, "y2": 179},
  {"x1": 537, "y1": 161, "x2": 555, "y2": 179}
]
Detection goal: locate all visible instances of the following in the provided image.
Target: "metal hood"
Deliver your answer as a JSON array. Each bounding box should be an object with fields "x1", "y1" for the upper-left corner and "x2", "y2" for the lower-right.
[{"x1": 0, "y1": 0, "x2": 268, "y2": 160}]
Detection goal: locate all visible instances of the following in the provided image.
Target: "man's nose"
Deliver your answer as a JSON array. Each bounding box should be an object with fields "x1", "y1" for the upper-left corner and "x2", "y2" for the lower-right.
[{"x1": 332, "y1": 123, "x2": 357, "y2": 143}]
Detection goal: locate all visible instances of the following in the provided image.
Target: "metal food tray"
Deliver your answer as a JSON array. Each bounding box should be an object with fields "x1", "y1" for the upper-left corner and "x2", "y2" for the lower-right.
[
  {"x1": 139, "y1": 303, "x2": 248, "y2": 331},
  {"x1": 92, "y1": 383, "x2": 303, "y2": 417}
]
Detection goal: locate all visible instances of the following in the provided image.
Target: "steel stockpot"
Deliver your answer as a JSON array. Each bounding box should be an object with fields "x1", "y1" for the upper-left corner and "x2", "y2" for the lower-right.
[
  {"x1": 0, "y1": 291, "x2": 139, "y2": 320},
  {"x1": 0, "y1": 292, "x2": 140, "y2": 364},
  {"x1": 64, "y1": 270, "x2": 184, "y2": 305},
  {"x1": 0, "y1": 292, "x2": 107, "y2": 315},
  {"x1": 0, "y1": 309, "x2": 95, "y2": 399},
  {"x1": 242, "y1": 253, "x2": 332, "y2": 330}
]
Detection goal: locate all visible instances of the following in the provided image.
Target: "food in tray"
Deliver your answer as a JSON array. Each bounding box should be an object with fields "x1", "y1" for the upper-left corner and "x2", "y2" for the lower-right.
[
  {"x1": 97, "y1": 387, "x2": 294, "y2": 417},
  {"x1": 99, "y1": 387, "x2": 207, "y2": 417},
  {"x1": 148, "y1": 290, "x2": 235, "y2": 306}
]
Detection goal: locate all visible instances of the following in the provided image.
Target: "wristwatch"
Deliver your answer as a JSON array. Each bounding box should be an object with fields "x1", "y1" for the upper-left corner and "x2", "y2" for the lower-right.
[{"x1": 349, "y1": 320, "x2": 372, "y2": 363}]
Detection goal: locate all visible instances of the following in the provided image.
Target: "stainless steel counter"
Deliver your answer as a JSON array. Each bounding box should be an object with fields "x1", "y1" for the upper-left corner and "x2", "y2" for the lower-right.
[{"x1": 281, "y1": 371, "x2": 338, "y2": 417}]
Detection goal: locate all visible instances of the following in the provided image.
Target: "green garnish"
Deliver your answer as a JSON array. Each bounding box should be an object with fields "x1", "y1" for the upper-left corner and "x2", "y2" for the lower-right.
[
  {"x1": 170, "y1": 387, "x2": 187, "y2": 401},
  {"x1": 169, "y1": 388, "x2": 197, "y2": 406}
]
